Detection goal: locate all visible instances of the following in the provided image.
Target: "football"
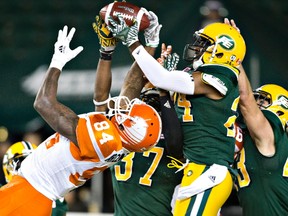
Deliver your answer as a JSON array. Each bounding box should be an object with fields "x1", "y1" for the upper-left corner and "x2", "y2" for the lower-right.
[{"x1": 99, "y1": 1, "x2": 150, "y2": 31}]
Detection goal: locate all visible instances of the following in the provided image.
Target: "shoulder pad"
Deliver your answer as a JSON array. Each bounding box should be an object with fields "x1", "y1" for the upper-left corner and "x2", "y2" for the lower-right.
[{"x1": 202, "y1": 73, "x2": 227, "y2": 95}]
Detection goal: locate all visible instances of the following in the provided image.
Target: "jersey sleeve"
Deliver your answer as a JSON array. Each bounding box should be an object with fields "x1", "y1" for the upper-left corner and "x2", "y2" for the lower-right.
[{"x1": 76, "y1": 113, "x2": 123, "y2": 161}]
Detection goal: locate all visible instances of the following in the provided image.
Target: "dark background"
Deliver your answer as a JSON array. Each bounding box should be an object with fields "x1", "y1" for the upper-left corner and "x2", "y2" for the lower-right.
[
  {"x1": 0, "y1": 0, "x2": 287, "y2": 137},
  {"x1": 0, "y1": 0, "x2": 287, "y2": 214}
]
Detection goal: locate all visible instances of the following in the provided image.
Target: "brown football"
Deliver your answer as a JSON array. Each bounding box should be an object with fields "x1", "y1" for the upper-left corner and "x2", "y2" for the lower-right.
[{"x1": 99, "y1": 2, "x2": 150, "y2": 31}]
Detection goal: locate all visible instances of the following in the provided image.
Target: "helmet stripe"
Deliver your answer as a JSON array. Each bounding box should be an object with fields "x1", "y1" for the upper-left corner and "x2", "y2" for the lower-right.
[{"x1": 22, "y1": 141, "x2": 33, "y2": 150}]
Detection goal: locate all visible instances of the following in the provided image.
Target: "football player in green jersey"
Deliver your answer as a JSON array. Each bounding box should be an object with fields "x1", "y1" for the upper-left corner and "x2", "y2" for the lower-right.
[
  {"x1": 93, "y1": 13, "x2": 184, "y2": 215},
  {"x1": 224, "y1": 18, "x2": 288, "y2": 215},
  {"x1": 107, "y1": 12, "x2": 246, "y2": 215},
  {"x1": 235, "y1": 65, "x2": 288, "y2": 216},
  {"x1": 2, "y1": 141, "x2": 68, "y2": 216}
]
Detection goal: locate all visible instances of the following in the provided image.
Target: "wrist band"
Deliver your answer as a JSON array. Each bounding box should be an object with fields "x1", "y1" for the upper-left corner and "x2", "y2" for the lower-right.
[
  {"x1": 100, "y1": 51, "x2": 112, "y2": 60},
  {"x1": 93, "y1": 94, "x2": 111, "y2": 106}
]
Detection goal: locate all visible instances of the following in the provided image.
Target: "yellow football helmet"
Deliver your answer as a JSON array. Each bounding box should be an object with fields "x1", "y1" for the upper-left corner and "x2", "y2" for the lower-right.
[
  {"x1": 253, "y1": 84, "x2": 288, "y2": 131},
  {"x1": 183, "y1": 22, "x2": 246, "y2": 69},
  {"x1": 2, "y1": 141, "x2": 37, "y2": 183}
]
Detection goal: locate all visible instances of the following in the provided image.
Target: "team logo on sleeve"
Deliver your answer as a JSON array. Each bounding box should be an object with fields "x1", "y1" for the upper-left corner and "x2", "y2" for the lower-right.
[{"x1": 105, "y1": 153, "x2": 125, "y2": 162}]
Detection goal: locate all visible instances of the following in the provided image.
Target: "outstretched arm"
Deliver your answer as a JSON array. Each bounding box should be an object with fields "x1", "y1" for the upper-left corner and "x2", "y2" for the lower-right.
[
  {"x1": 238, "y1": 65, "x2": 275, "y2": 155},
  {"x1": 92, "y1": 15, "x2": 156, "y2": 111},
  {"x1": 108, "y1": 14, "x2": 221, "y2": 97},
  {"x1": 120, "y1": 46, "x2": 156, "y2": 99},
  {"x1": 34, "y1": 26, "x2": 83, "y2": 144},
  {"x1": 92, "y1": 16, "x2": 116, "y2": 112},
  {"x1": 120, "y1": 10, "x2": 161, "y2": 99},
  {"x1": 157, "y1": 43, "x2": 183, "y2": 159},
  {"x1": 224, "y1": 18, "x2": 275, "y2": 155}
]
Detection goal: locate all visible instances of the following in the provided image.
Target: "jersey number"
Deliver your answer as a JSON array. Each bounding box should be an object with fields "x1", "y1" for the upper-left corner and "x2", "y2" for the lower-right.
[
  {"x1": 237, "y1": 149, "x2": 288, "y2": 188},
  {"x1": 114, "y1": 147, "x2": 164, "y2": 186},
  {"x1": 176, "y1": 94, "x2": 239, "y2": 137},
  {"x1": 94, "y1": 121, "x2": 114, "y2": 144}
]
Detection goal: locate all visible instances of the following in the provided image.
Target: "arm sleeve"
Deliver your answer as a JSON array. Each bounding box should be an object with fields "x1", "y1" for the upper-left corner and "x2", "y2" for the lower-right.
[
  {"x1": 160, "y1": 94, "x2": 183, "y2": 159},
  {"x1": 132, "y1": 45, "x2": 195, "y2": 95}
]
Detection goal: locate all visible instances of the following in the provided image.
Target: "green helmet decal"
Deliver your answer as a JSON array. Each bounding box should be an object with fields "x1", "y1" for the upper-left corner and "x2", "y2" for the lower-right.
[
  {"x1": 218, "y1": 35, "x2": 235, "y2": 50},
  {"x1": 278, "y1": 95, "x2": 288, "y2": 109}
]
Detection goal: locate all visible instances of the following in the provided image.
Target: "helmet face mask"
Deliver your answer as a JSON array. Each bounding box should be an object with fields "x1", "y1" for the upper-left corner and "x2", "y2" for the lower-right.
[
  {"x1": 253, "y1": 84, "x2": 288, "y2": 131},
  {"x1": 183, "y1": 34, "x2": 212, "y2": 63},
  {"x1": 140, "y1": 87, "x2": 161, "y2": 113},
  {"x1": 2, "y1": 141, "x2": 37, "y2": 183},
  {"x1": 253, "y1": 90, "x2": 272, "y2": 109},
  {"x1": 109, "y1": 96, "x2": 162, "y2": 152},
  {"x1": 4, "y1": 154, "x2": 26, "y2": 173}
]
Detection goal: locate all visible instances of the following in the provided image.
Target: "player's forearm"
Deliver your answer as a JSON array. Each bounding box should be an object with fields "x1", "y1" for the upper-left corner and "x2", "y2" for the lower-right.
[
  {"x1": 34, "y1": 67, "x2": 61, "y2": 114},
  {"x1": 160, "y1": 94, "x2": 183, "y2": 159},
  {"x1": 120, "y1": 61, "x2": 146, "y2": 99},
  {"x1": 131, "y1": 45, "x2": 194, "y2": 94},
  {"x1": 120, "y1": 46, "x2": 156, "y2": 99},
  {"x1": 94, "y1": 58, "x2": 112, "y2": 112},
  {"x1": 238, "y1": 65, "x2": 260, "y2": 123}
]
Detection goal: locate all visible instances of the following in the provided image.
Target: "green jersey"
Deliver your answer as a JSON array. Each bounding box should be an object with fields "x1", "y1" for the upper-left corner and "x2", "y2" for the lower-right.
[
  {"x1": 235, "y1": 110, "x2": 288, "y2": 216},
  {"x1": 110, "y1": 137, "x2": 183, "y2": 216},
  {"x1": 174, "y1": 64, "x2": 239, "y2": 167},
  {"x1": 52, "y1": 199, "x2": 68, "y2": 216}
]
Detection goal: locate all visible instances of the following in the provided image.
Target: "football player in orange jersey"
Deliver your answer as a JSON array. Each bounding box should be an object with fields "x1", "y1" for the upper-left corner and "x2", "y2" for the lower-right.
[{"x1": 0, "y1": 25, "x2": 162, "y2": 216}]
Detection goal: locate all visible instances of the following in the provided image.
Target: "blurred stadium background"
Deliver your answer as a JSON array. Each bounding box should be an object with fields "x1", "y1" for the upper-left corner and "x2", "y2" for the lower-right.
[{"x1": 0, "y1": 0, "x2": 287, "y2": 214}]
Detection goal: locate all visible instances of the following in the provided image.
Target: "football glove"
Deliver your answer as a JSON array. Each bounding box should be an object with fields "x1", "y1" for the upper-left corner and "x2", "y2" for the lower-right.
[
  {"x1": 107, "y1": 15, "x2": 139, "y2": 47},
  {"x1": 92, "y1": 15, "x2": 117, "y2": 54},
  {"x1": 157, "y1": 44, "x2": 179, "y2": 71},
  {"x1": 49, "y1": 26, "x2": 83, "y2": 70},
  {"x1": 141, "y1": 8, "x2": 162, "y2": 48},
  {"x1": 164, "y1": 53, "x2": 180, "y2": 71}
]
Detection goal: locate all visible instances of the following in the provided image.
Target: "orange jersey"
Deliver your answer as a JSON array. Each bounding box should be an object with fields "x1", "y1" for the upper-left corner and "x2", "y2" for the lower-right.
[{"x1": 20, "y1": 112, "x2": 126, "y2": 200}]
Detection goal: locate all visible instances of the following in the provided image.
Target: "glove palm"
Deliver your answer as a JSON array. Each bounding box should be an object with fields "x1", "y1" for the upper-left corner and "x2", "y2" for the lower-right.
[
  {"x1": 107, "y1": 15, "x2": 139, "y2": 47},
  {"x1": 92, "y1": 16, "x2": 117, "y2": 53},
  {"x1": 50, "y1": 26, "x2": 83, "y2": 70},
  {"x1": 164, "y1": 53, "x2": 180, "y2": 71},
  {"x1": 142, "y1": 9, "x2": 162, "y2": 48}
]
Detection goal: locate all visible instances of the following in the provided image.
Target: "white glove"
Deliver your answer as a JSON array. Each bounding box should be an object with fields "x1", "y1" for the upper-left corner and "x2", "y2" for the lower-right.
[
  {"x1": 49, "y1": 25, "x2": 84, "y2": 70},
  {"x1": 142, "y1": 9, "x2": 162, "y2": 48},
  {"x1": 107, "y1": 15, "x2": 139, "y2": 47}
]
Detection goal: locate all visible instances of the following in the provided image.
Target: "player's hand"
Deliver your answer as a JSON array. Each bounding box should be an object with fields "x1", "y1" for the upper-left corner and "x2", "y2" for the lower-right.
[
  {"x1": 49, "y1": 26, "x2": 83, "y2": 70},
  {"x1": 164, "y1": 53, "x2": 179, "y2": 71},
  {"x1": 107, "y1": 14, "x2": 139, "y2": 47},
  {"x1": 157, "y1": 43, "x2": 172, "y2": 66},
  {"x1": 224, "y1": 18, "x2": 240, "y2": 33},
  {"x1": 92, "y1": 15, "x2": 117, "y2": 54},
  {"x1": 157, "y1": 43, "x2": 179, "y2": 71},
  {"x1": 141, "y1": 8, "x2": 162, "y2": 48}
]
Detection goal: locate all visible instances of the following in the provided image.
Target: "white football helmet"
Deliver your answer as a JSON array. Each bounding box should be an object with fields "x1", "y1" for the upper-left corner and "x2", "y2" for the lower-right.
[{"x1": 108, "y1": 96, "x2": 162, "y2": 152}]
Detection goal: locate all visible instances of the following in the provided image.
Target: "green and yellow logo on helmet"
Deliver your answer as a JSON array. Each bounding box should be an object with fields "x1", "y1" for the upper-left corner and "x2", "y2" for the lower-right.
[
  {"x1": 218, "y1": 35, "x2": 235, "y2": 50},
  {"x1": 278, "y1": 95, "x2": 288, "y2": 109}
]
